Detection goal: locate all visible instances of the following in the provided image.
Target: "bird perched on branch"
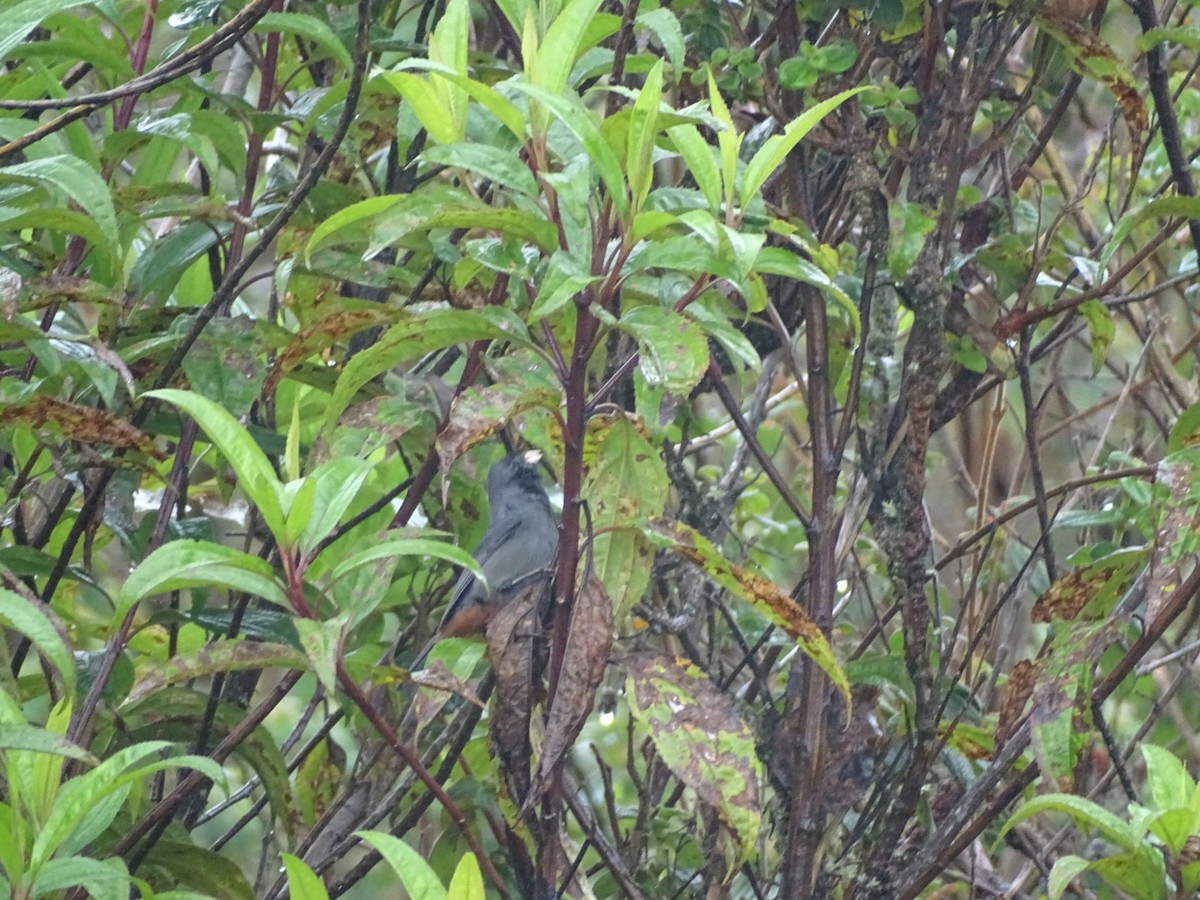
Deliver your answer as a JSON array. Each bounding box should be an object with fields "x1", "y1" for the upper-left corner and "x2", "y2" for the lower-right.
[{"x1": 410, "y1": 450, "x2": 559, "y2": 668}]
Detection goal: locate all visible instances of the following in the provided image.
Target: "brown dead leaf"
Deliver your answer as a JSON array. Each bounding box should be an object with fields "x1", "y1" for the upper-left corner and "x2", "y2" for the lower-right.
[
  {"x1": 1145, "y1": 457, "x2": 1197, "y2": 627},
  {"x1": 263, "y1": 307, "x2": 393, "y2": 396},
  {"x1": 526, "y1": 574, "x2": 614, "y2": 811},
  {"x1": 0, "y1": 396, "x2": 163, "y2": 459},
  {"x1": 996, "y1": 659, "x2": 1037, "y2": 746},
  {"x1": 1031, "y1": 567, "x2": 1113, "y2": 623},
  {"x1": 486, "y1": 579, "x2": 546, "y2": 807}
]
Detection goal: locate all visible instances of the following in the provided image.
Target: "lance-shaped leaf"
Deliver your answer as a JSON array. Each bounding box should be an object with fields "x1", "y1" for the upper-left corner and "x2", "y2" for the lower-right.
[
  {"x1": 325, "y1": 306, "x2": 531, "y2": 431},
  {"x1": 625, "y1": 650, "x2": 762, "y2": 866},
  {"x1": 358, "y1": 831, "x2": 448, "y2": 900},
  {"x1": 435, "y1": 382, "x2": 562, "y2": 469},
  {"x1": 144, "y1": 390, "x2": 285, "y2": 540},
  {"x1": 739, "y1": 86, "x2": 867, "y2": 209},
  {"x1": 1, "y1": 155, "x2": 119, "y2": 276},
  {"x1": 426, "y1": 0, "x2": 470, "y2": 139},
  {"x1": 0, "y1": 396, "x2": 162, "y2": 459},
  {"x1": 118, "y1": 540, "x2": 288, "y2": 621},
  {"x1": 394, "y1": 60, "x2": 527, "y2": 141},
  {"x1": 508, "y1": 81, "x2": 629, "y2": 220},
  {"x1": 528, "y1": 0, "x2": 604, "y2": 94},
  {"x1": 123, "y1": 641, "x2": 306, "y2": 706},
  {"x1": 626, "y1": 59, "x2": 663, "y2": 214},
  {"x1": 283, "y1": 853, "x2": 330, "y2": 900},
  {"x1": 639, "y1": 518, "x2": 850, "y2": 709},
  {"x1": 120, "y1": 687, "x2": 299, "y2": 847},
  {"x1": 0, "y1": 588, "x2": 74, "y2": 697}
]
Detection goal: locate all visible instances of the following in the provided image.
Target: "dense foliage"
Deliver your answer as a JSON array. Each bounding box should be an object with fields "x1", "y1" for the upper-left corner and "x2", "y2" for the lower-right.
[{"x1": 4, "y1": 0, "x2": 1200, "y2": 897}]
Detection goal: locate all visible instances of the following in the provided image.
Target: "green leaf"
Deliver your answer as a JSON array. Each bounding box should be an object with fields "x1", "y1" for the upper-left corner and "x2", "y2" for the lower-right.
[
  {"x1": 0, "y1": 588, "x2": 74, "y2": 697},
  {"x1": 446, "y1": 853, "x2": 485, "y2": 900},
  {"x1": 0, "y1": 724, "x2": 97, "y2": 765},
  {"x1": 1142, "y1": 744, "x2": 1196, "y2": 814},
  {"x1": 626, "y1": 59, "x2": 663, "y2": 214},
  {"x1": 325, "y1": 534, "x2": 482, "y2": 587},
  {"x1": 130, "y1": 220, "x2": 222, "y2": 302},
  {"x1": 389, "y1": 72, "x2": 461, "y2": 144},
  {"x1": 325, "y1": 307, "x2": 530, "y2": 431},
  {"x1": 740, "y1": 86, "x2": 867, "y2": 209},
  {"x1": 530, "y1": 250, "x2": 598, "y2": 321},
  {"x1": 581, "y1": 417, "x2": 668, "y2": 618},
  {"x1": 753, "y1": 246, "x2": 860, "y2": 334},
  {"x1": 427, "y1": 0, "x2": 470, "y2": 138},
  {"x1": 282, "y1": 854, "x2": 330, "y2": 900},
  {"x1": 639, "y1": 519, "x2": 852, "y2": 710},
  {"x1": 636, "y1": 8, "x2": 684, "y2": 74},
  {"x1": 254, "y1": 11, "x2": 352, "y2": 69},
  {"x1": 1100, "y1": 196, "x2": 1200, "y2": 272},
  {"x1": 706, "y1": 72, "x2": 740, "y2": 214},
  {"x1": 299, "y1": 457, "x2": 376, "y2": 553},
  {"x1": 507, "y1": 81, "x2": 629, "y2": 220},
  {"x1": 1, "y1": 155, "x2": 119, "y2": 275},
  {"x1": 1079, "y1": 299, "x2": 1114, "y2": 374},
  {"x1": 305, "y1": 192, "x2": 408, "y2": 261},
  {"x1": 143, "y1": 389, "x2": 285, "y2": 540},
  {"x1": 668, "y1": 124, "x2": 721, "y2": 213},
  {"x1": 117, "y1": 540, "x2": 288, "y2": 620},
  {"x1": 123, "y1": 641, "x2": 306, "y2": 706},
  {"x1": 357, "y1": 830, "x2": 448, "y2": 900},
  {"x1": 283, "y1": 477, "x2": 317, "y2": 548},
  {"x1": 294, "y1": 617, "x2": 344, "y2": 695},
  {"x1": 30, "y1": 856, "x2": 131, "y2": 900},
  {"x1": 422, "y1": 144, "x2": 538, "y2": 197},
  {"x1": 532, "y1": 0, "x2": 604, "y2": 92},
  {"x1": 684, "y1": 292, "x2": 760, "y2": 371},
  {"x1": 137, "y1": 841, "x2": 256, "y2": 900},
  {"x1": 1047, "y1": 855, "x2": 1093, "y2": 900},
  {"x1": 0, "y1": 0, "x2": 94, "y2": 64},
  {"x1": 393, "y1": 61, "x2": 527, "y2": 141},
  {"x1": 1002, "y1": 793, "x2": 1139, "y2": 852},
  {"x1": 31, "y1": 742, "x2": 226, "y2": 870},
  {"x1": 619, "y1": 305, "x2": 709, "y2": 395},
  {"x1": 1168, "y1": 399, "x2": 1200, "y2": 453},
  {"x1": 118, "y1": 687, "x2": 298, "y2": 846}
]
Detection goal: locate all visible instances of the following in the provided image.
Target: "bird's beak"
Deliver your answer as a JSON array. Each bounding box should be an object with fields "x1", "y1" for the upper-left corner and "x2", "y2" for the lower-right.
[{"x1": 521, "y1": 449, "x2": 543, "y2": 466}]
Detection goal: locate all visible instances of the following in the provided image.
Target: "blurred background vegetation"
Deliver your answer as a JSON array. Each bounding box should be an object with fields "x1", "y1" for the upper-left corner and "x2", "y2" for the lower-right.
[{"x1": 3, "y1": 0, "x2": 1200, "y2": 896}]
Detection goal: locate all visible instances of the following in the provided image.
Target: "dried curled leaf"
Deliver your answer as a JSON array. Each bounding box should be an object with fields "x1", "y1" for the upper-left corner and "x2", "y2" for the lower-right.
[
  {"x1": 485, "y1": 578, "x2": 547, "y2": 806},
  {"x1": 527, "y1": 574, "x2": 613, "y2": 810},
  {"x1": 996, "y1": 659, "x2": 1037, "y2": 746}
]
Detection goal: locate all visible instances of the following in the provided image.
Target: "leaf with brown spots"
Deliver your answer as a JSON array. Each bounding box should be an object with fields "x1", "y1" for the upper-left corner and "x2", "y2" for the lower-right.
[
  {"x1": 640, "y1": 517, "x2": 850, "y2": 709},
  {"x1": 264, "y1": 306, "x2": 398, "y2": 396},
  {"x1": 625, "y1": 649, "x2": 763, "y2": 868},
  {"x1": 581, "y1": 414, "x2": 667, "y2": 619},
  {"x1": 1031, "y1": 550, "x2": 1143, "y2": 624},
  {"x1": 1037, "y1": 13, "x2": 1148, "y2": 177},
  {"x1": 0, "y1": 396, "x2": 163, "y2": 459},
  {"x1": 526, "y1": 574, "x2": 613, "y2": 811},
  {"x1": 124, "y1": 640, "x2": 306, "y2": 705},
  {"x1": 436, "y1": 382, "x2": 561, "y2": 476},
  {"x1": 1146, "y1": 455, "x2": 1200, "y2": 627}
]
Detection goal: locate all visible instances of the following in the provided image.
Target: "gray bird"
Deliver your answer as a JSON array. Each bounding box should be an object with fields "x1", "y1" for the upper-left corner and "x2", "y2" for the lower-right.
[{"x1": 410, "y1": 450, "x2": 558, "y2": 667}]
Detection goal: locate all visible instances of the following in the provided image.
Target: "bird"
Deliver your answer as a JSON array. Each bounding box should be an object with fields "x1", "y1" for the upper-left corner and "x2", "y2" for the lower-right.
[{"x1": 409, "y1": 450, "x2": 559, "y2": 668}]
